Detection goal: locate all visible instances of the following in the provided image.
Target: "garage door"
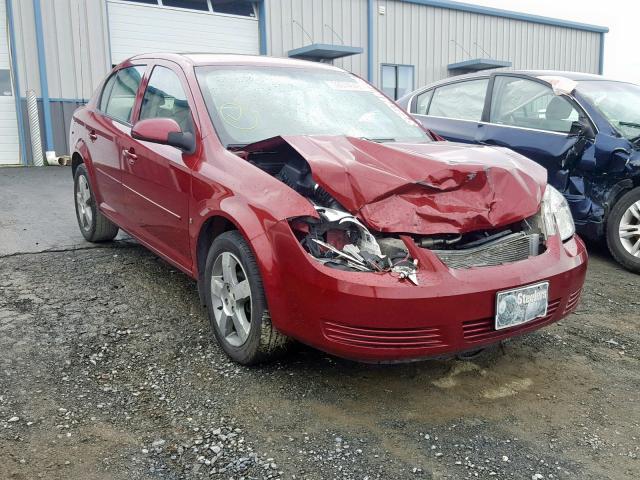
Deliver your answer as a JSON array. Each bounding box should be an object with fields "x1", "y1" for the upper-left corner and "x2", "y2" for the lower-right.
[
  {"x1": 107, "y1": 0, "x2": 260, "y2": 65},
  {"x1": 0, "y1": 1, "x2": 20, "y2": 165}
]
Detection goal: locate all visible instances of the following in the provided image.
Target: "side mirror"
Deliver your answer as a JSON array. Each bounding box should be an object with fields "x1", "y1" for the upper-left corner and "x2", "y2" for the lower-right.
[
  {"x1": 131, "y1": 118, "x2": 195, "y2": 153},
  {"x1": 568, "y1": 118, "x2": 595, "y2": 139}
]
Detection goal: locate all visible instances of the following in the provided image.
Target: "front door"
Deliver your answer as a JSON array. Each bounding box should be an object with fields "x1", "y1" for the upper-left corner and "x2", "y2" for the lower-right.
[{"x1": 120, "y1": 61, "x2": 197, "y2": 271}]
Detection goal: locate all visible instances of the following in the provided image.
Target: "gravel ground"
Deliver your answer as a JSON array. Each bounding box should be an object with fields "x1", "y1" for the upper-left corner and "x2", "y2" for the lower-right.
[{"x1": 0, "y1": 241, "x2": 638, "y2": 479}]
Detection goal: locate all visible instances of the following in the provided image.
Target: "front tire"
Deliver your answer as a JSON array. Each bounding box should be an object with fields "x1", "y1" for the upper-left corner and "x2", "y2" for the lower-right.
[
  {"x1": 203, "y1": 231, "x2": 289, "y2": 364},
  {"x1": 74, "y1": 164, "x2": 119, "y2": 242},
  {"x1": 606, "y1": 187, "x2": 640, "y2": 273}
]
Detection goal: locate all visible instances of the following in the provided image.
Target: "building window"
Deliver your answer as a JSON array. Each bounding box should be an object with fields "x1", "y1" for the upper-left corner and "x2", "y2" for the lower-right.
[
  {"x1": 211, "y1": 0, "x2": 255, "y2": 16},
  {"x1": 381, "y1": 64, "x2": 414, "y2": 100},
  {"x1": 163, "y1": 0, "x2": 210, "y2": 11},
  {"x1": 120, "y1": 0, "x2": 255, "y2": 16}
]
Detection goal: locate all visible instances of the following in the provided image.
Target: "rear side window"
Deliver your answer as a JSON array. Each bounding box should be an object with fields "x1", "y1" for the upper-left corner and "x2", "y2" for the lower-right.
[
  {"x1": 490, "y1": 76, "x2": 579, "y2": 133},
  {"x1": 139, "y1": 66, "x2": 194, "y2": 134},
  {"x1": 101, "y1": 66, "x2": 146, "y2": 124},
  {"x1": 428, "y1": 79, "x2": 489, "y2": 121},
  {"x1": 415, "y1": 89, "x2": 433, "y2": 115}
]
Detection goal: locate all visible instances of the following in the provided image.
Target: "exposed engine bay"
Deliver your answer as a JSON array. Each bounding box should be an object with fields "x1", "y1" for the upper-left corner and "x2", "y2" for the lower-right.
[{"x1": 236, "y1": 136, "x2": 549, "y2": 284}]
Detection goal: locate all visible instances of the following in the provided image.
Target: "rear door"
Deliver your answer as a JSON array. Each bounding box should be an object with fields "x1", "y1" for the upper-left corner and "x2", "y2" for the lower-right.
[
  {"x1": 88, "y1": 65, "x2": 146, "y2": 217},
  {"x1": 120, "y1": 61, "x2": 197, "y2": 271},
  {"x1": 410, "y1": 77, "x2": 490, "y2": 143},
  {"x1": 478, "y1": 74, "x2": 583, "y2": 189}
]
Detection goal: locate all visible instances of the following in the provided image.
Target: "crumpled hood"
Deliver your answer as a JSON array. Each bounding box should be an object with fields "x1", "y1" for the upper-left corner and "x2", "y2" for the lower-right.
[{"x1": 249, "y1": 135, "x2": 547, "y2": 235}]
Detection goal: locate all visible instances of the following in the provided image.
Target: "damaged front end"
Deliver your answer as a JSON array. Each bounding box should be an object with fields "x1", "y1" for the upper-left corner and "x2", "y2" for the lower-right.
[{"x1": 239, "y1": 135, "x2": 562, "y2": 285}]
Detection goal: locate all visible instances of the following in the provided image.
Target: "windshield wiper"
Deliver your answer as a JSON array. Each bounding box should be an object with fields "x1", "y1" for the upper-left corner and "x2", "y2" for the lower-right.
[
  {"x1": 619, "y1": 121, "x2": 640, "y2": 129},
  {"x1": 361, "y1": 137, "x2": 396, "y2": 143}
]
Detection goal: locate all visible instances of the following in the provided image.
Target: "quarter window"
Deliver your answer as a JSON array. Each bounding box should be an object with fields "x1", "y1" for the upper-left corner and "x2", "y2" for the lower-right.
[
  {"x1": 428, "y1": 79, "x2": 489, "y2": 121},
  {"x1": 140, "y1": 66, "x2": 194, "y2": 134},
  {"x1": 415, "y1": 89, "x2": 433, "y2": 115},
  {"x1": 102, "y1": 66, "x2": 146, "y2": 124},
  {"x1": 490, "y1": 76, "x2": 579, "y2": 133},
  {"x1": 381, "y1": 64, "x2": 414, "y2": 100}
]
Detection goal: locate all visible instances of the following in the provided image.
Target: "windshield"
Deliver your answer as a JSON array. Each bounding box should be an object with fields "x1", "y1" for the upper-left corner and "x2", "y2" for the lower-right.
[
  {"x1": 195, "y1": 66, "x2": 429, "y2": 147},
  {"x1": 577, "y1": 80, "x2": 640, "y2": 140}
]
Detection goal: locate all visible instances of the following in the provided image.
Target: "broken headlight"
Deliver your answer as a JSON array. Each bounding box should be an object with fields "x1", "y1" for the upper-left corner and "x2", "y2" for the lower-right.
[
  {"x1": 541, "y1": 185, "x2": 575, "y2": 241},
  {"x1": 289, "y1": 207, "x2": 418, "y2": 284}
]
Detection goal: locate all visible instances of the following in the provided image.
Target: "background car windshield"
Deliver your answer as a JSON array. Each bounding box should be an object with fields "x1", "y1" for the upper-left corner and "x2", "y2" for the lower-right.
[
  {"x1": 196, "y1": 66, "x2": 429, "y2": 146},
  {"x1": 578, "y1": 80, "x2": 640, "y2": 140}
]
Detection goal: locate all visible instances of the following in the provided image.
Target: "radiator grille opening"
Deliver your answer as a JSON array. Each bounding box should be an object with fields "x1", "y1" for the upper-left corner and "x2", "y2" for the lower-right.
[{"x1": 433, "y1": 232, "x2": 540, "y2": 269}]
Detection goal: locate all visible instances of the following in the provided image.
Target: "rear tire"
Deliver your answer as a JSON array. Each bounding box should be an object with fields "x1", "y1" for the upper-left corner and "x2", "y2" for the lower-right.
[
  {"x1": 203, "y1": 230, "x2": 289, "y2": 364},
  {"x1": 74, "y1": 164, "x2": 119, "y2": 242},
  {"x1": 606, "y1": 187, "x2": 640, "y2": 273}
]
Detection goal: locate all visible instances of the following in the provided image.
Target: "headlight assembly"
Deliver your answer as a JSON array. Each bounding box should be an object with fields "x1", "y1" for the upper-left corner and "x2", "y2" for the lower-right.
[{"x1": 542, "y1": 185, "x2": 575, "y2": 241}]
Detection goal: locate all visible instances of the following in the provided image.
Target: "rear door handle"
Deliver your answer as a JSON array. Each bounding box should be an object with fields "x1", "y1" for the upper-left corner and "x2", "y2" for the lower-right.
[
  {"x1": 88, "y1": 131, "x2": 98, "y2": 141},
  {"x1": 122, "y1": 148, "x2": 138, "y2": 164}
]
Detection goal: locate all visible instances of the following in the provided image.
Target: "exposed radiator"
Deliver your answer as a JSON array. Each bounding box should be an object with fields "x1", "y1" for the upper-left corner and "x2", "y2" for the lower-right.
[{"x1": 433, "y1": 232, "x2": 540, "y2": 269}]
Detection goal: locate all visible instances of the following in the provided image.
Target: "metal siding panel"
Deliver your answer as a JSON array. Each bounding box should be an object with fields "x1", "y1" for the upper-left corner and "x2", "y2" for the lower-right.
[{"x1": 107, "y1": 1, "x2": 259, "y2": 63}]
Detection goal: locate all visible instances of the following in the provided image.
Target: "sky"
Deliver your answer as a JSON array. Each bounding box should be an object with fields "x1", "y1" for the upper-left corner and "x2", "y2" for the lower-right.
[{"x1": 470, "y1": 0, "x2": 638, "y2": 82}]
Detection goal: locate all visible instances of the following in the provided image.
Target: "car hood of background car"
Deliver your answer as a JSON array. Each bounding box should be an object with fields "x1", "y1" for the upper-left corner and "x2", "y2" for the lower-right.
[{"x1": 244, "y1": 135, "x2": 547, "y2": 235}]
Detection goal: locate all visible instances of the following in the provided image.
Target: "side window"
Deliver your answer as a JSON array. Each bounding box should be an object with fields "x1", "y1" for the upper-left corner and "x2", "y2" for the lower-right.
[
  {"x1": 428, "y1": 79, "x2": 489, "y2": 121},
  {"x1": 103, "y1": 66, "x2": 146, "y2": 124},
  {"x1": 139, "y1": 66, "x2": 193, "y2": 134},
  {"x1": 99, "y1": 74, "x2": 117, "y2": 112},
  {"x1": 415, "y1": 89, "x2": 433, "y2": 115},
  {"x1": 490, "y1": 76, "x2": 579, "y2": 133}
]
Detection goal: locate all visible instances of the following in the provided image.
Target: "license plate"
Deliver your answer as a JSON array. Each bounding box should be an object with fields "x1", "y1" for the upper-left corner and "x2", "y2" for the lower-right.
[{"x1": 495, "y1": 282, "x2": 549, "y2": 330}]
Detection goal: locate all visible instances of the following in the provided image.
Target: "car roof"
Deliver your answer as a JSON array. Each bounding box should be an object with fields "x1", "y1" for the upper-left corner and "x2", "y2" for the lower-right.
[
  {"x1": 125, "y1": 52, "x2": 342, "y2": 71},
  {"x1": 419, "y1": 69, "x2": 619, "y2": 90}
]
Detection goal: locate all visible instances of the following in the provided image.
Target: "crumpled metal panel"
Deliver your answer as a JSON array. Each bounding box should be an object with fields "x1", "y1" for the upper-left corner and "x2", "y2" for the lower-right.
[{"x1": 245, "y1": 135, "x2": 547, "y2": 235}]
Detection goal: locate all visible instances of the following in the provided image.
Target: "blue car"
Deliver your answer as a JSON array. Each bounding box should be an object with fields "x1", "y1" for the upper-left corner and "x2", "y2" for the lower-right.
[{"x1": 398, "y1": 71, "x2": 640, "y2": 273}]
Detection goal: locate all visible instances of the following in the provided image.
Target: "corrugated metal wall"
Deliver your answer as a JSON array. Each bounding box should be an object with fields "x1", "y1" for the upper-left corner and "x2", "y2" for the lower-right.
[
  {"x1": 373, "y1": 0, "x2": 601, "y2": 86},
  {"x1": 264, "y1": 0, "x2": 369, "y2": 78},
  {"x1": 6, "y1": 0, "x2": 603, "y2": 158},
  {"x1": 9, "y1": 0, "x2": 110, "y2": 158},
  {"x1": 11, "y1": 0, "x2": 110, "y2": 99}
]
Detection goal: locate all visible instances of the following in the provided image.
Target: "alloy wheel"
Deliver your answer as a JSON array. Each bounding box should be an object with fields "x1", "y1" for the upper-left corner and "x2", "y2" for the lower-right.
[
  {"x1": 210, "y1": 252, "x2": 253, "y2": 347},
  {"x1": 76, "y1": 175, "x2": 93, "y2": 231},
  {"x1": 619, "y1": 200, "x2": 640, "y2": 257}
]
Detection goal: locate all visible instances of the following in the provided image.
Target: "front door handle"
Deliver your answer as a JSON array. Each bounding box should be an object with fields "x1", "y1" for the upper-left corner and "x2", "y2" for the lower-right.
[
  {"x1": 88, "y1": 131, "x2": 98, "y2": 141},
  {"x1": 122, "y1": 148, "x2": 138, "y2": 165}
]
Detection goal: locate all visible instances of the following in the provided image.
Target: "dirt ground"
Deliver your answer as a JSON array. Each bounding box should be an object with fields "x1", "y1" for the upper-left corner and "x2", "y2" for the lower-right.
[{"x1": 0, "y1": 239, "x2": 638, "y2": 479}]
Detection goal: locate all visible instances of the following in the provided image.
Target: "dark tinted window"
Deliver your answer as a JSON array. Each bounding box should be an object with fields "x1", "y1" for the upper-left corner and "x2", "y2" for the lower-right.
[
  {"x1": 163, "y1": 0, "x2": 209, "y2": 11},
  {"x1": 211, "y1": 0, "x2": 255, "y2": 16},
  {"x1": 121, "y1": 0, "x2": 158, "y2": 4},
  {"x1": 429, "y1": 79, "x2": 488, "y2": 121},
  {"x1": 140, "y1": 66, "x2": 193, "y2": 133},
  {"x1": 103, "y1": 66, "x2": 146, "y2": 123}
]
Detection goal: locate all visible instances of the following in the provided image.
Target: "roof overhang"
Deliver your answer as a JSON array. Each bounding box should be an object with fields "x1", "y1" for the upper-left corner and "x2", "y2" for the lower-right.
[
  {"x1": 288, "y1": 43, "x2": 364, "y2": 61},
  {"x1": 448, "y1": 58, "x2": 512, "y2": 73}
]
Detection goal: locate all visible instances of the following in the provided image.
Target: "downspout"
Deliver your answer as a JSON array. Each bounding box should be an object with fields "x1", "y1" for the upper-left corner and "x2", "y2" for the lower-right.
[
  {"x1": 367, "y1": 0, "x2": 374, "y2": 82},
  {"x1": 5, "y1": 0, "x2": 28, "y2": 165},
  {"x1": 258, "y1": 0, "x2": 267, "y2": 55},
  {"x1": 598, "y1": 32, "x2": 605, "y2": 75},
  {"x1": 32, "y1": 0, "x2": 54, "y2": 156}
]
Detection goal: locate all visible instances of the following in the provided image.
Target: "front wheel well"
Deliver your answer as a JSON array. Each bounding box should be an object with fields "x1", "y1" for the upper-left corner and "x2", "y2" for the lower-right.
[{"x1": 196, "y1": 216, "x2": 237, "y2": 280}]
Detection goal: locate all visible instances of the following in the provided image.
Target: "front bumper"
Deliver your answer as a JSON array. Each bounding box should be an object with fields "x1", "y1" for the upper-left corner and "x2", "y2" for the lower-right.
[{"x1": 256, "y1": 221, "x2": 588, "y2": 363}]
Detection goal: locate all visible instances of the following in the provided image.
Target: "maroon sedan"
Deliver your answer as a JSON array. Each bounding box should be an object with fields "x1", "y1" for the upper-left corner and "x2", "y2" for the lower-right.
[{"x1": 70, "y1": 54, "x2": 587, "y2": 364}]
